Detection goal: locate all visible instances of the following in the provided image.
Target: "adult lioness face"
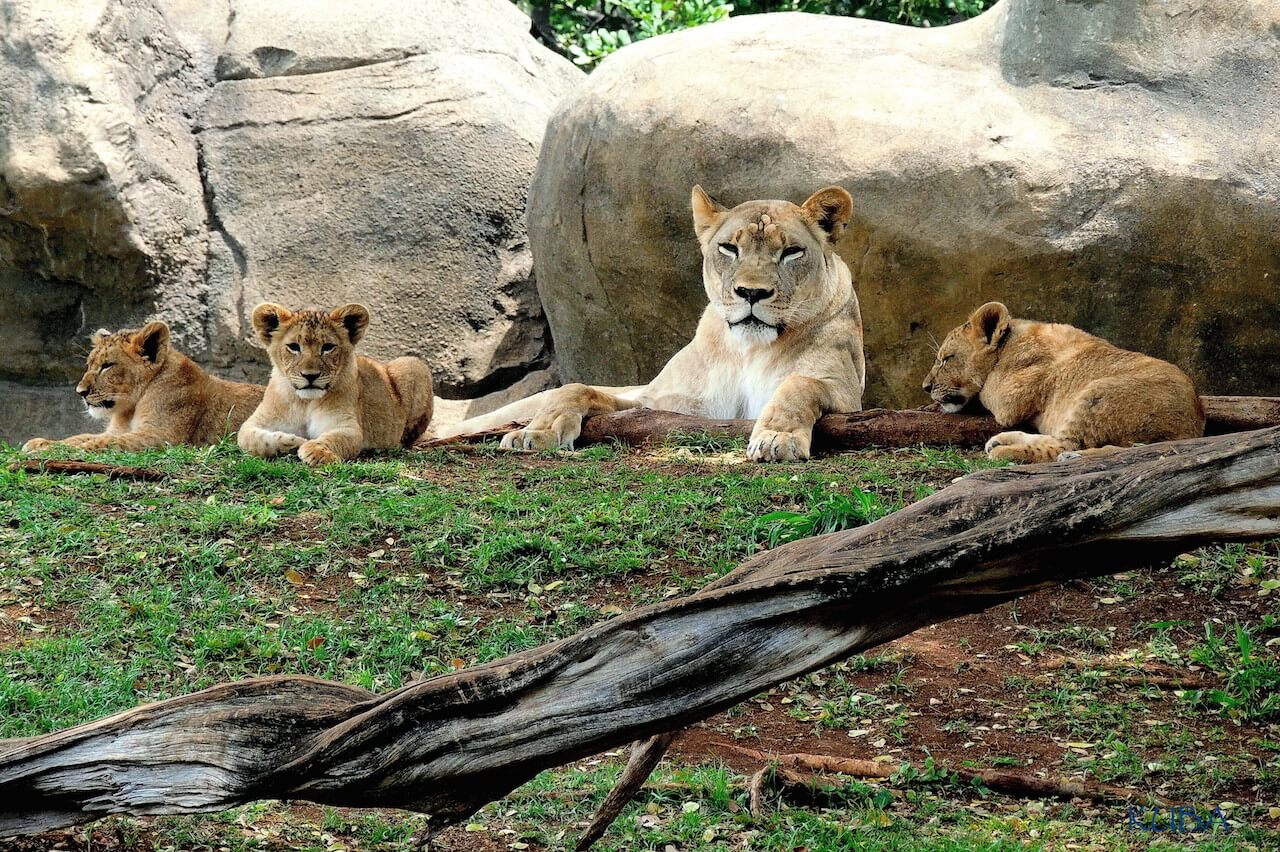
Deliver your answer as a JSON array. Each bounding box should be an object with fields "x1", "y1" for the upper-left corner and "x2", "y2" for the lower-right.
[
  {"x1": 252, "y1": 303, "x2": 370, "y2": 400},
  {"x1": 692, "y1": 185, "x2": 853, "y2": 346}
]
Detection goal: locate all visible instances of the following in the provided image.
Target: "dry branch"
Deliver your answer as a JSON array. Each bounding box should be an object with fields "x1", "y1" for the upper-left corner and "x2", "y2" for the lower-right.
[
  {"x1": 418, "y1": 396, "x2": 1280, "y2": 453},
  {"x1": 714, "y1": 743, "x2": 1167, "y2": 807},
  {"x1": 3, "y1": 428, "x2": 1280, "y2": 842},
  {"x1": 8, "y1": 459, "x2": 167, "y2": 481}
]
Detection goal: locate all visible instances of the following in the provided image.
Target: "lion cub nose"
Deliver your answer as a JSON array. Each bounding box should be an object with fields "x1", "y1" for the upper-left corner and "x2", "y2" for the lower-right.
[
  {"x1": 734, "y1": 286, "x2": 774, "y2": 305},
  {"x1": 922, "y1": 381, "x2": 933, "y2": 395},
  {"x1": 301, "y1": 372, "x2": 322, "y2": 384},
  {"x1": 76, "y1": 385, "x2": 90, "y2": 397}
]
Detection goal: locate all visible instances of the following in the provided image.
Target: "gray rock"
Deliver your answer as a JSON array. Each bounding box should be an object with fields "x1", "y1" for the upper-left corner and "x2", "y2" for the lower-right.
[
  {"x1": 0, "y1": 0, "x2": 580, "y2": 444},
  {"x1": 528, "y1": 0, "x2": 1280, "y2": 408}
]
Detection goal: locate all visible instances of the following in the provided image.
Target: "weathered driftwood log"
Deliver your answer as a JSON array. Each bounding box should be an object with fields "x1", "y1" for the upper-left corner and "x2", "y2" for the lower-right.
[
  {"x1": 3, "y1": 428, "x2": 1280, "y2": 843},
  {"x1": 418, "y1": 396, "x2": 1280, "y2": 453}
]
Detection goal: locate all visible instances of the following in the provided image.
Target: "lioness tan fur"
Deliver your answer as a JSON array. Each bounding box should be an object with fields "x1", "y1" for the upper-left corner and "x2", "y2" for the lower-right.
[
  {"x1": 924, "y1": 302, "x2": 1205, "y2": 463},
  {"x1": 436, "y1": 185, "x2": 866, "y2": 462},
  {"x1": 237, "y1": 303, "x2": 433, "y2": 465},
  {"x1": 21, "y1": 323, "x2": 264, "y2": 453}
]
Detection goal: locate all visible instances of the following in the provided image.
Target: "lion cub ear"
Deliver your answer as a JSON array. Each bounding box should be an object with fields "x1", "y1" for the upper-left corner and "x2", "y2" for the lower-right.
[
  {"x1": 801, "y1": 186, "x2": 853, "y2": 244},
  {"x1": 251, "y1": 303, "x2": 293, "y2": 345},
  {"x1": 131, "y1": 321, "x2": 170, "y2": 364},
  {"x1": 969, "y1": 302, "x2": 1012, "y2": 349},
  {"x1": 89, "y1": 328, "x2": 112, "y2": 344},
  {"x1": 691, "y1": 185, "x2": 726, "y2": 240},
  {"x1": 329, "y1": 303, "x2": 370, "y2": 345}
]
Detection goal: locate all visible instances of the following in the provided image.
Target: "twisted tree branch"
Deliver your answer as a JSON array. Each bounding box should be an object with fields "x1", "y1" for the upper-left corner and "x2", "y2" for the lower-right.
[{"x1": 4, "y1": 428, "x2": 1279, "y2": 843}]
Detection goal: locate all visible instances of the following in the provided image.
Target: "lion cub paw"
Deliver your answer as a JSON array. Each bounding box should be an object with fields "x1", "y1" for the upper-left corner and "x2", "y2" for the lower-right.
[
  {"x1": 984, "y1": 431, "x2": 1033, "y2": 454},
  {"x1": 21, "y1": 437, "x2": 53, "y2": 453},
  {"x1": 747, "y1": 429, "x2": 811, "y2": 462},
  {"x1": 500, "y1": 428, "x2": 564, "y2": 452},
  {"x1": 299, "y1": 440, "x2": 341, "y2": 466}
]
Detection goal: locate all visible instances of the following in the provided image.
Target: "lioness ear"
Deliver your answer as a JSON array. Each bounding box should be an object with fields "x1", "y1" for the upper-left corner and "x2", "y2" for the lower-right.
[
  {"x1": 969, "y1": 302, "x2": 1012, "y2": 349},
  {"x1": 691, "y1": 185, "x2": 726, "y2": 240},
  {"x1": 800, "y1": 186, "x2": 853, "y2": 243},
  {"x1": 251, "y1": 303, "x2": 292, "y2": 345},
  {"x1": 329, "y1": 303, "x2": 370, "y2": 345},
  {"x1": 131, "y1": 321, "x2": 170, "y2": 364}
]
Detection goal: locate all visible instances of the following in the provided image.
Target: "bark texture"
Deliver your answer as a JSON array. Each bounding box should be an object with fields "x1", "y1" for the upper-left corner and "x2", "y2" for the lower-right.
[
  {"x1": 4, "y1": 427, "x2": 1280, "y2": 840},
  {"x1": 420, "y1": 397, "x2": 1280, "y2": 452}
]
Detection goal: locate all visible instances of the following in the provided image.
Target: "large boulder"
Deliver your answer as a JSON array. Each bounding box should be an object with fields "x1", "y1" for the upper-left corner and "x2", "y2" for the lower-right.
[
  {"x1": 0, "y1": 0, "x2": 580, "y2": 444},
  {"x1": 528, "y1": 0, "x2": 1280, "y2": 409}
]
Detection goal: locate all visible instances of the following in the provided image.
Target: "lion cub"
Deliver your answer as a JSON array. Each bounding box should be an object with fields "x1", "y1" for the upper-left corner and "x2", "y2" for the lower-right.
[
  {"x1": 924, "y1": 302, "x2": 1204, "y2": 463},
  {"x1": 237, "y1": 303, "x2": 433, "y2": 465},
  {"x1": 22, "y1": 323, "x2": 264, "y2": 453}
]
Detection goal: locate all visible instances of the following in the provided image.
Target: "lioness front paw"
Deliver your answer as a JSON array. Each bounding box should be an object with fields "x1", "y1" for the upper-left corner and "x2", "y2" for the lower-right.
[
  {"x1": 299, "y1": 440, "x2": 340, "y2": 466},
  {"x1": 21, "y1": 437, "x2": 53, "y2": 453},
  {"x1": 984, "y1": 431, "x2": 1033, "y2": 454},
  {"x1": 747, "y1": 429, "x2": 811, "y2": 462},
  {"x1": 500, "y1": 428, "x2": 564, "y2": 451}
]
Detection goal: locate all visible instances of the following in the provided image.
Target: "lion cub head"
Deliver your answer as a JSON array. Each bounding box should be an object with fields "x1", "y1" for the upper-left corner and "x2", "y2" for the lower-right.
[
  {"x1": 76, "y1": 322, "x2": 171, "y2": 420},
  {"x1": 691, "y1": 184, "x2": 854, "y2": 346},
  {"x1": 923, "y1": 302, "x2": 1013, "y2": 412},
  {"x1": 252, "y1": 303, "x2": 370, "y2": 400}
]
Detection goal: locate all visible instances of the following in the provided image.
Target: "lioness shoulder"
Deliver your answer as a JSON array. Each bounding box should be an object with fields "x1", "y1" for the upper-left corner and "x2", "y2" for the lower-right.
[
  {"x1": 924, "y1": 302, "x2": 1204, "y2": 462},
  {"x1": 21, "y1": 322, "x2": 264, "y2": 453},
  {"x1": 237, "y1": 303, "x2": 433, "y2": 465}
]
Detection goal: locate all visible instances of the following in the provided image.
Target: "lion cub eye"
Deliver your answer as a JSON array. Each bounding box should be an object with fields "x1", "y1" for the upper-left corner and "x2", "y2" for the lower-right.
[
  {"x1": 717, "y1": 242, "x2": 738, "y2": 258},
  {"x1": 99, "y1": 362, "x2": 114, "y2": 373},
  {"x1": 321, "y1": 343, "x2": 336, "y2": 354},
  {"x1": 286, "y1": 342, "x2": 301, "y2": 354},
  {"x1": 779, "y1": 246, "x2": 805, "y2": 262}
]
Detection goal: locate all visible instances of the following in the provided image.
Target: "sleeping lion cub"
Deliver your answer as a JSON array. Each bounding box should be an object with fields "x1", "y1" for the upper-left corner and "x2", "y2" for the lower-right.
[
  {"x1": 924, "y1": 302, "x2": 1204, "y2": 462},
  {"x1": 237, "y1": 303, "x2": 433, "y2": 465},
  {"x1": 437, "y1": 184, "x2": 866, "y2": 462},
  {"x1": 22, "y1": 322, "x2": 263, "y2": 453}
]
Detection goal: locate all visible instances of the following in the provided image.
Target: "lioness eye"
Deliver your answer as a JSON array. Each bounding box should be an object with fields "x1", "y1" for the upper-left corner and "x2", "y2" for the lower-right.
[
  {"x1": 321, "y1": 343, "x2": 336, "y2": 354},
  {"x1": 286, "y1": 342, "x2": 301, "y2": 353},
  {"x1": 717, "y1": 242, "x2": 738, "y2": 258},
  {"x1": 780, "y1": 246, "x2": 805, "y2": 262}
]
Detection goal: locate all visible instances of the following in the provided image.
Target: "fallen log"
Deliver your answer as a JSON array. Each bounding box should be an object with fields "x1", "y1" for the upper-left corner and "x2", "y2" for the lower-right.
[
  {"x1": 418, "y1": 396, "x2": 1280, "y2": 453},
  {"x1": 714, "y1": 743, "x2": 1168, "y2": 807},
  {"x1": 7, "y1": 458, "x2": 167, "y2": 482},
  {"x1": 3, "y1": 428, "x2": 1279, "y2": 844}
]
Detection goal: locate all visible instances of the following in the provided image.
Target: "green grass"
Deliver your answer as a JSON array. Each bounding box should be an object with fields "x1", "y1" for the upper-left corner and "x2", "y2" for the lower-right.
[{"x1": 3, "y1": 439, "x2": 1279, "y2": 850}]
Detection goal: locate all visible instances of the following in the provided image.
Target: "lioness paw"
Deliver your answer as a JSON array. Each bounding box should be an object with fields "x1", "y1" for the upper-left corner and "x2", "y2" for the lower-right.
[
  {"x1": 21, "y1": 437, "x2": 53, "y2": 453},
  {"x1": 299, "y1": 440, "x2": 340, "y2": 466},
  {"x1": 747, "y1": 429, "x2": 810, "y2": 462},
  {"x1": 500, "y1": 428, "x2": 564, "y2": 452}
]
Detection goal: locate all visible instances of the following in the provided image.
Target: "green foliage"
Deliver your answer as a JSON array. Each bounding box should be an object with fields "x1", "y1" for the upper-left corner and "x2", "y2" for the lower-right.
[
  {"x1": 1184, "y1": 622, "x2": 1280, "y2": 721},
  {"x1": 518, "y1": 1, "x2": 998, "y2": 68},
  {"x1": 753, "y1": 485, "x2": 889, "y2": 547}
]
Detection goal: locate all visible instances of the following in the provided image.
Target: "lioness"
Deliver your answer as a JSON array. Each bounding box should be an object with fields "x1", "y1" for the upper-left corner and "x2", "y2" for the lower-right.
[
  {"x1": 436, "y1": 185, "x2": 866, "y2": 462},
  {"x1": 924, "y1": 302, "x2": 1205, "y2": 463},
  {"x1": 238, "y1": 303, "x2": 434, "y2": 465},
  {"x1": 21, "y1": 323, "x2": 264, "y2": 453}
]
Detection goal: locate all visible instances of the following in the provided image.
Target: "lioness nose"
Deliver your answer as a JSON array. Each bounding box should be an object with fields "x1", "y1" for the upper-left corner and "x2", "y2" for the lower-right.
[
  {"x1": 301, "y1": 372, "x2": 321, "y2": 384},
  {"x1": 734, "y1": 286, "x2": 774, "y2": 305},
  {"x1": 76, "y1": 385, "x2": 90, "y2": 397}
]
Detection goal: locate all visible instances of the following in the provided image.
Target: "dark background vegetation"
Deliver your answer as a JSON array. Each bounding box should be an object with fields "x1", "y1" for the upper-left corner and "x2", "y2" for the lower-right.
[{"x1": 515, "y1": 0, "x2": 997, "y2": 66}]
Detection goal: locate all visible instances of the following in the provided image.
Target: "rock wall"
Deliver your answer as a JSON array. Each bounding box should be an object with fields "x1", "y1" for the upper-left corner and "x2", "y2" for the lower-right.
[
  {"x1": 527, "y1": 0, "x2": 1280, "y2": 409},
  {"x1": 0, "y1": 0, "x2": 580, "y2": 443}
]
